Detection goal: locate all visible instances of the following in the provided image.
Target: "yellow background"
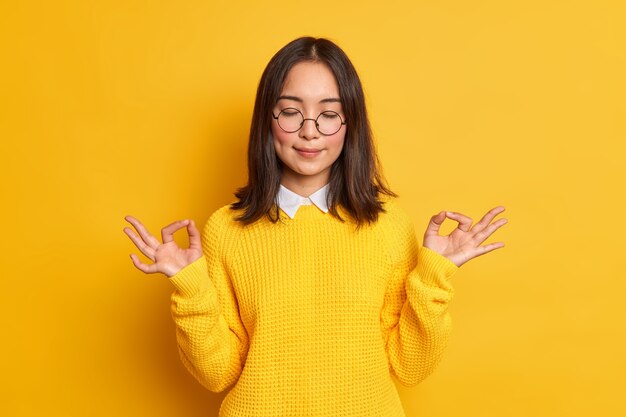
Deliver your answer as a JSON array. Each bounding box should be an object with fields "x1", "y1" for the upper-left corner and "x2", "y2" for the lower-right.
[{"x1": 1, "y1": 1, "x2": 624, "y2": 416}]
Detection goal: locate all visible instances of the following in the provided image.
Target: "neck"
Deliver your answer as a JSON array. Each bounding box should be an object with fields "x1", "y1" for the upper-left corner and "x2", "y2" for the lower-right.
[{"x1": 280, "y1": 172, "x2": 329, "y2": 197}]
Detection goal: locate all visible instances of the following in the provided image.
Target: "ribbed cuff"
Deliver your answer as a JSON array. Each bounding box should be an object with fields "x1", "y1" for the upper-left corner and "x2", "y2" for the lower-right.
[
  {"x1": 416, "y1": 245, "x2": 459, "y2": 286},
  {"x1": 168, "y1": 256, "x2": 209, "y2": 298}
]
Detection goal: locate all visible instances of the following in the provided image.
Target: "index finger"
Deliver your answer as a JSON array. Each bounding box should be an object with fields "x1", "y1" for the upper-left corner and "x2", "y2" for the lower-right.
[{"x1": 161, "y1": 219, "x2": 190, "y2": 244}]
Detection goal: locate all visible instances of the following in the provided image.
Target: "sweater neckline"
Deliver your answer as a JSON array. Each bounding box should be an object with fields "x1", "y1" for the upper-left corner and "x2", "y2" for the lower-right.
[{"x1": 280, "y1": 204, "x2": 326, "y2": 221}]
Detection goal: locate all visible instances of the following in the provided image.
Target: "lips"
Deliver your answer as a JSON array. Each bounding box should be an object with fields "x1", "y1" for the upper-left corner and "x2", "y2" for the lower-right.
[{"x1": 295, "y1": 147, "x2": 322, "y2": 157}]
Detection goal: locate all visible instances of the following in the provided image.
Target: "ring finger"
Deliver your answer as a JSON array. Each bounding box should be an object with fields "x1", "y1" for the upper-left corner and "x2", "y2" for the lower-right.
[
  {"x1": 124, "y1": 216, "x2": 162, "y2": 249},
  {"x1": 472, "y1": 206, "x2": 506, "y2": 234},
  {"x1": 473, "y1": 217, "x2": 508, "y2": 245},
  {"x1": 123, "y1": 227, "x2": 157, "y2": 261}
]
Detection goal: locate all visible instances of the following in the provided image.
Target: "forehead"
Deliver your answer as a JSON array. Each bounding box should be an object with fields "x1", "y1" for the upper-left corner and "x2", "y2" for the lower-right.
[{"x1": 280, "y1": 61, "x2": 340, "y2": 99}]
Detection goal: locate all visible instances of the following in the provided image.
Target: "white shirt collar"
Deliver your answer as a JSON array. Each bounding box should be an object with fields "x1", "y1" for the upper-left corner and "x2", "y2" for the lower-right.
[{"x1": 276, "y1": 183, "x2": 329, "y2": 219}]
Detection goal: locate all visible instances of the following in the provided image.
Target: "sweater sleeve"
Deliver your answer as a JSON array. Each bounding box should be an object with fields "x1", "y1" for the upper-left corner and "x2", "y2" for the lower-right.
[
  {"x1": 379, "y1": 203, "x2": 459, "y2": 387},
  {"x1": 167, "y1": 207, "x2": 249, "y2": 392}
]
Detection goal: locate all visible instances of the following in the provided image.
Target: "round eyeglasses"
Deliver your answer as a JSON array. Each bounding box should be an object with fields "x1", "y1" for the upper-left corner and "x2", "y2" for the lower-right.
[{"x1": 271, "y1": 107, "x2": 346, "y2": 136}]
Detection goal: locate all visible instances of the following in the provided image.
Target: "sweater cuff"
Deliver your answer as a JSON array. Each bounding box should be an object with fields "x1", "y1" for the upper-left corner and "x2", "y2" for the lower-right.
[
  {"x1": 168, "y1": 256, "x2": 210, "y2": 298},
  {"x1": 416, "y1": 245, "x2": 459, "y2": 286}
]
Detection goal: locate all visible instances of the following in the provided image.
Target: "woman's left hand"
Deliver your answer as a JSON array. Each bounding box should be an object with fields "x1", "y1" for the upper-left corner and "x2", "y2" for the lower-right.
[{"x1": 423, "y1": 206, "x2": 508, "y2": 268}]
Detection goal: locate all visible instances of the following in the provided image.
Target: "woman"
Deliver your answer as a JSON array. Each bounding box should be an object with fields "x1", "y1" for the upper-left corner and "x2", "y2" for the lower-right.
[{"x1": 123, "y1": 36, "x2": 507, "y2": 417}]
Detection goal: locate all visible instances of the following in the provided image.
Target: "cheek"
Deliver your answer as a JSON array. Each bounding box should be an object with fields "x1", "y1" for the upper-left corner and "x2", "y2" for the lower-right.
[
  {"x1": 271, "y1": 125, "x2": 293, "y2": 149},
  {"x1": 327, "y1": 133, "x2": 346, "y2": 155}
]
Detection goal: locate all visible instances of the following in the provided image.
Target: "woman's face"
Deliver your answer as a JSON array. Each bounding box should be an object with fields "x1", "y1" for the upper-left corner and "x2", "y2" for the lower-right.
[{"x1": 271, "y1": 61, "x2": 346, "y2": 192}]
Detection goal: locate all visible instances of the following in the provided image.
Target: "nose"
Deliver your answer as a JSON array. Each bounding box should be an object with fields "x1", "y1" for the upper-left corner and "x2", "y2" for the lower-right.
[{"x1": 299, "y1": 117, "x2": 320, "y2": 140}]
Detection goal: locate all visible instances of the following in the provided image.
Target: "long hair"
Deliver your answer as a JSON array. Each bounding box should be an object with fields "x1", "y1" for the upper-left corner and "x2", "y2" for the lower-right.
[{"x1": 231, "y1": 36, "x2": 396, "y2": 227}]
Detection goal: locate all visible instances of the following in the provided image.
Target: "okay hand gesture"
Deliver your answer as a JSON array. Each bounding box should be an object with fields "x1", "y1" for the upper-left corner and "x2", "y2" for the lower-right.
[
  {"x1": 423, "y1": 206, "x2": 508, "y2": 268},
  {"x1": 123, "y1": 216, "x2": 203, "y2": 277}
]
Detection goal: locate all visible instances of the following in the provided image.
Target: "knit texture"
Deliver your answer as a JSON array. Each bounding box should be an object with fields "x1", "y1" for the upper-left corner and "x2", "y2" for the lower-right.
[{"x1": 168, "y1": 198, "x2": 459, "y2": 417}]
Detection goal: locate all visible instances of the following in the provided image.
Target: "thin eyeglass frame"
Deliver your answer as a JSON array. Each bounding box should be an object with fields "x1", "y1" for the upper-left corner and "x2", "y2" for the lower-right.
[{"x1": 271, "y1": 107, "x2": 347, "y2": 136}]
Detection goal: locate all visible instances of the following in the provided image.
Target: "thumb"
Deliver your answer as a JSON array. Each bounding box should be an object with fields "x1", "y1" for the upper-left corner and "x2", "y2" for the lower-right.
[
  {"x1": 425, "y1": 211, "x2": 446, "y2": 236},
  {"x1": 187, "y1": 219, "x2": 202, "y2": 249}
]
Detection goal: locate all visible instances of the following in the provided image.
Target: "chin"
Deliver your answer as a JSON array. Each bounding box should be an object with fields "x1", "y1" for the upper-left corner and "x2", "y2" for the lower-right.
[
  {"x1": 293, "y1": 169, "x2": 325, "y2": 177},
  {"x1": 286, "y1": 163, "x2": 330, "y2": 178}
]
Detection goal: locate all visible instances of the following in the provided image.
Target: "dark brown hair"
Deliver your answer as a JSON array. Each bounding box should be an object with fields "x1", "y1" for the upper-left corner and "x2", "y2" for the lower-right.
[{"x1": 231, "y1": 36, "x2": 396, "y2": 227}]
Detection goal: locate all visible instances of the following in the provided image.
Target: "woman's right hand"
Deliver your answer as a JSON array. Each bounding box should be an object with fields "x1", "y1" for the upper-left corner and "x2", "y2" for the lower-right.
[{"x1": 123, "y1": 215, "x2": 203, "y2": 277}]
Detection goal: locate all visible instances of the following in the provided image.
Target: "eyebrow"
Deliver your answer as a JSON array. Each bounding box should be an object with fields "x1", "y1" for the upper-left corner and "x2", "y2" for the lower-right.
[{"x1": 277, "y1": 95, "x2": 341, "y2": 104}]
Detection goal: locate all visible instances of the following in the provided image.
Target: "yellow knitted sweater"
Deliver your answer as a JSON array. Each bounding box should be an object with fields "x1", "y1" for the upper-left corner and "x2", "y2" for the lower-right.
[{"x1": 168, "y1": 198, "x2": 459, "y2": 417}]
